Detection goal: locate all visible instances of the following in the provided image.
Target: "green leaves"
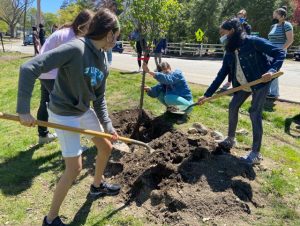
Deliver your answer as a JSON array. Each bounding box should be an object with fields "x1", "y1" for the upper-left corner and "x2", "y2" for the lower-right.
[{"x1": 119, "y1": 0, "x2": 181, "y2": 44}]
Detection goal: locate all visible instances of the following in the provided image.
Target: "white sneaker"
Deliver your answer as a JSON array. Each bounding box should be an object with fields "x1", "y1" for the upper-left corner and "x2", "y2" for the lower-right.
[{"x1": 38, "y1": 133, "x2": 57, "y2": 144}]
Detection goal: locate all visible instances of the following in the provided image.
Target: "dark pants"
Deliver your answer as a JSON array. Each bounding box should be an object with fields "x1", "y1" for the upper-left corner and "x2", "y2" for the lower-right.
[
  {"x1": 37, "y1": 79, "x2": 55, "y2": 137},
  {"x1": 228, "y1": 84, "x2": 270, "y2": 153},
  {"x1": 137, "y1": 51, "x2": 150, "y2": 68}
]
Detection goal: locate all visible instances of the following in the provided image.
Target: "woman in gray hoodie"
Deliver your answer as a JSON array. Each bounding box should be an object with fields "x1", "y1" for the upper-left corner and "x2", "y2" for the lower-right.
[{"x1": 17, "y1": 8, "x2": 120, "y2": 226}]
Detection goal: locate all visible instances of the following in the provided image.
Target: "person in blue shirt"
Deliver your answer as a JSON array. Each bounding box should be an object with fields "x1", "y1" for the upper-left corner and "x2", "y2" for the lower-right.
[
  {"x1": 197, "y1": 18, "x2": 285, "y2": 165},
  {"x1": 267, "y1": 6, "x2": 294, "y2": 99},
  {"x1": 143, "y1": 62, "x2": 193, "y2": 113},
  {"x1": 153, "y1": 38, "x2": 167, "y2": 68}
]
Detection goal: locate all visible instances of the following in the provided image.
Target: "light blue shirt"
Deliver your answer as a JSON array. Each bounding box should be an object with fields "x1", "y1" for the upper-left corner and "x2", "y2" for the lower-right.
[{"x1": 268, "y1": 22, "x2": 293, "y2": 45}]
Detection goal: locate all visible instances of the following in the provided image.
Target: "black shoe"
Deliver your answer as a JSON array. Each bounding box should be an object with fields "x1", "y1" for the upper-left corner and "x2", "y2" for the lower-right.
[
  {"x1": 89, "y1": 182, "x2": 121, "y2": 196},
  {"x1": 266, "y1": 94, "x2": 278, "y2": 99},
  {"x1": 42, "y1": 216, "x2": 65, "y2": 226}
]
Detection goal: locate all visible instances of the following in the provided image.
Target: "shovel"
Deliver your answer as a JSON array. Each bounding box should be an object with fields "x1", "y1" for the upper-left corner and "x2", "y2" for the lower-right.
[
  {"x1": 0, "y1": 112, "x2": 154, "y2": 153},
  {"x1": 171, "y1": 71, "x2": 284, "y2": 115}
]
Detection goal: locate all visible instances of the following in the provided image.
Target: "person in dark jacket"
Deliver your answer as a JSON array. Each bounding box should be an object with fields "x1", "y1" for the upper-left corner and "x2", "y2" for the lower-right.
[
  {"x1": 197, "y1": 18, "x2": 285, "y2": 165},
  {"x1": 39, "y1": 23, "x2": 46, "y2": 46},
  {"x1": 153, "y1": 38, "x2": 167, "y2": 67},
  {"x1": 221, "y1": 9, "x2": 252, "y2": 91}
]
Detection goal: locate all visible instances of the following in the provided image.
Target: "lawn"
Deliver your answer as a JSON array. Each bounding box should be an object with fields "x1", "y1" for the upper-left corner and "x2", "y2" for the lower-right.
[{"x1": 0, "y1": 52, "x2": 299, "y2": 225}]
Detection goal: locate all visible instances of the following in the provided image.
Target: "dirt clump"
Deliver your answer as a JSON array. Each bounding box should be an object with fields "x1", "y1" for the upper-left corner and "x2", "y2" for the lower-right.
[{"x1": 105, "y1": 109, "x2": 264, "y2": 225}]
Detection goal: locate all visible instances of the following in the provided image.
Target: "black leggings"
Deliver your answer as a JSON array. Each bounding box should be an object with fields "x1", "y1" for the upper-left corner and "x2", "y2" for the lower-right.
[
  {"x1": 37, "y1": 79, "x2": 55, "y2": 137},
  {"x1": 137, "y1": 51, "x2": 150, "y2": 67}
]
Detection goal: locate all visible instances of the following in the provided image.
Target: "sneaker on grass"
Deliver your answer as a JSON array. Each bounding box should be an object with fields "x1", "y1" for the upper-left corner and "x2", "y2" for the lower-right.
[
  {"x1": 39, "y1": 133, "x2": 57, "y2": 145},
  {"x1": 42, "y1": 216, "x2": 65, "y2": 226},
  {"x1": 89, "y1": 182, "x2": 121, "y2": 196},
  {"x1": 241, "y1": 151, "x2": 263, "y2": 165}
]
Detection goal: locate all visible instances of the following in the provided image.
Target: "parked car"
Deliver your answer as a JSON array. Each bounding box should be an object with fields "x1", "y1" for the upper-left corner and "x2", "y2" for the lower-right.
[
  {"x1": 23, "y1": 34, "x2": 34, "y2": 46},
  {"x1": 294, "y1": 50, "x2": 300, "y2": 61},
  {"x1": 112, "y1": 41, "x2": 124, "y2": 53}
]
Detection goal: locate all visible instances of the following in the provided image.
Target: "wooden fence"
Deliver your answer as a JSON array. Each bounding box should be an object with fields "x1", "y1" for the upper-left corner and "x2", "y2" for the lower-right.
[{"x1": 120, "y1": 41, "x2": 300, "y2": 57}]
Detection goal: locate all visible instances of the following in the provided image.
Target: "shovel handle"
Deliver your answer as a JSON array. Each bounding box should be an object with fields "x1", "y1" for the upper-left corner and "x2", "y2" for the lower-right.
[
  {"x1": 0, "y1": 112, "x2": 151, "y2": 151},
  {"x1": 204, "y1": 71, "x2": 284, "y2": 103}
]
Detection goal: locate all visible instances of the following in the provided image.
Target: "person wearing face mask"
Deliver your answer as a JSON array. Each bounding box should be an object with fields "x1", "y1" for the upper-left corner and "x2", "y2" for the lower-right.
[
  {"x1": 237, "y1": 9, "x2": 251, "y2": 35},
  {"x1": 267, "y1": 6, "x2": 294, "y2": 99},
  {"x1": 197, "y1": 18, "x2": 285, "y2": 165},
  {"x1": 142, "y1": 62, "x2": 193, "y2": 114},
  {"x1": 17, "y1": 8, "x2": 121, "y2": 226},
  {"x1": 221, "y1": 9, "x2": 252, "y2": 92}
]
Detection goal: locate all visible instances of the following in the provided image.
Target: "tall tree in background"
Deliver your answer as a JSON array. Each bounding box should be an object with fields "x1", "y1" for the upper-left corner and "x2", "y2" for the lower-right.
[
  {"x1": 37, "y1": 0, "x2": 41, "y2": 26},
  {"x1": 0, "y1": 0, "x2": 33, "y2": 37},
  {"x1": 43, "y1": 12, "x2": 59, "y2": 33},
  {"x1": 120, "y1": 0, "x2": 181, "y2": 125},
  {"x1": 192, "y1": 0, "x2": 224, "y2": 43}
]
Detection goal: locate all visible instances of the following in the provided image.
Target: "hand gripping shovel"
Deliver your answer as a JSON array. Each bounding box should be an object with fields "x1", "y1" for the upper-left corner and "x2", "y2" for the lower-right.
[
  {"x1": 0, "y1": 112, "x2": 154, "y2": 153},
  {"x1": 171, "y1": 71, "x2": 284, "y2": 115}
]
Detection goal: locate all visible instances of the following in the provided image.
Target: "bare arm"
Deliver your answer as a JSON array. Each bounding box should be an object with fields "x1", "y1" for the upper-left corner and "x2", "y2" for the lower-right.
[{"x1": 283, "y1": 30, "x2": 294, "y2": 50}]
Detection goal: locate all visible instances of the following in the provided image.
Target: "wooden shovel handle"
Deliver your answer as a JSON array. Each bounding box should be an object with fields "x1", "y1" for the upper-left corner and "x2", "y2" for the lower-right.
[
  {"x1": 0, "y1": 112, "x2": 151, "y2": 150},
  {"x1": 204, "y1": 71, "x2": 283, "y2": 103}
]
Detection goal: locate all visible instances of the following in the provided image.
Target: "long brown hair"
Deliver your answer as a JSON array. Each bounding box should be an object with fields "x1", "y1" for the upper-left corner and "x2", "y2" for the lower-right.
[
  {"x1": 85, "y1": 8, "x2": 120, "y2": 40},
  {"x1": 60, "y1": 9, "x2": 94, "y2": 36}
]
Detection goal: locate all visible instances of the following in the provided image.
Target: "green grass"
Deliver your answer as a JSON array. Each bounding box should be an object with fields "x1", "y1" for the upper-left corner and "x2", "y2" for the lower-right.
[{"x1": 0, "y1": 52, "x2": 300, "y2": 225}]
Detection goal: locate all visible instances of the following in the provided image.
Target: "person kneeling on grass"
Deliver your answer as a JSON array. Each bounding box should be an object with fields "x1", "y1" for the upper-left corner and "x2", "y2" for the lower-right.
[
  {"x1": 143, "y1": 62, "x2": 193, "y2": 114},
  {"x1": 197, "y1": 18, "x2": 285, "y2": 165},
  {"x1": 17, "y1": 8, "x2": 121, "y2": 226}
]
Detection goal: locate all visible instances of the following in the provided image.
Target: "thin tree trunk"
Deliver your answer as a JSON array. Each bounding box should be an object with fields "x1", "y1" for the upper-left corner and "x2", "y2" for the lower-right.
[
  {"x1": 0, "y1": 33, "x2": 5, "y2": 52},
  {"x1": 37, "y1": 0, "x2": 41, "y2": 26},
  {"x1": 9, "y1": 25, "x2": 15, "y2": 38},
  {"x1": 23, "y1": 0, "x2": 28, "y2": 41}
]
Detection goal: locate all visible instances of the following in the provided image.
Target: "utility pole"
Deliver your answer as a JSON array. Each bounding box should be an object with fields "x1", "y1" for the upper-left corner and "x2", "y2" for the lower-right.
[{"x1": 37, "y1": 0, "x2": 41, "y2": 26}]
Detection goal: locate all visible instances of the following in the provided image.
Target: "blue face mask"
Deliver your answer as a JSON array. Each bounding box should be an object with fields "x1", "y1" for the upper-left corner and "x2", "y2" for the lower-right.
[
  {"x1": 220, "y1": 34, "x2": 228, "y2": 45},
  {"x1": 239, "y1": 18, "x2": 246, "y2": 24}
]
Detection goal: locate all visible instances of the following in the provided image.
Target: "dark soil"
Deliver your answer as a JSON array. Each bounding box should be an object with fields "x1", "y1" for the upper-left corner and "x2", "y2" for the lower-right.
[{"x1": 105, "y1": 109, "x2": 264, "y2": 225}]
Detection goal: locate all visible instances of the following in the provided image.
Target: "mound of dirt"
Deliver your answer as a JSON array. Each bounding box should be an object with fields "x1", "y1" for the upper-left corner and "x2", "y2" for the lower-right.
[{"x1": 106, "y1": 109, "x2": 264, "y2": 225}]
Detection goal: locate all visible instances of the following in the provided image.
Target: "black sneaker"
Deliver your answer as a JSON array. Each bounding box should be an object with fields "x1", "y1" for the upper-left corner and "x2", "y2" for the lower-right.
[
  {"x1": 266, "y1": 94, "x2": 278, "y2": 99},
  {"x1": 217, "y1": 137, "x2": 236, "y2": 152},
  {"x1": 89, "y1": 182, "x2": 121, "y2": 196},
  {"x1": 42, "y1": 216, "x2": 65, "y2": 226}
]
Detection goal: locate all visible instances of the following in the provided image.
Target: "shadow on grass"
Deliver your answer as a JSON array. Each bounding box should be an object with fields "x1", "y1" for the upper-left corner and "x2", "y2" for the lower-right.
[
  {"x1": 0, "y1": 143, "x2": 62, "y2": 196},
  {"x1": 264, "y1": 99, "x2": 276, "y2": 112},
  {"x1": 70, "y1": 195, "x2": 130, "y2": 226},
  {"x1": 285, "y1": 114, "x2": 300, "y2": 138},
  {"x1": 119, "y1": 71, "x2": 140, "y2": 75}
]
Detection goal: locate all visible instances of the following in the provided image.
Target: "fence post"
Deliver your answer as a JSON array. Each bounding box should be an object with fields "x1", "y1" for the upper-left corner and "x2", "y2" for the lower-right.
[
  {"x1": 199, "y1": 43, "x2": 203, "y2": 57},
  {"x1": 180, "y1": 42, "x2": 183, "y2": 56}
]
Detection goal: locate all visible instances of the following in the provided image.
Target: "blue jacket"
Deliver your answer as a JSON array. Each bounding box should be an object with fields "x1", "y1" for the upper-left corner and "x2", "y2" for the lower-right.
[
  {"x1": 147, "y1": 69, "x2": 193, "y2": 101},
  {"x1": 204, "y1": 36, "x2": 286, "y2": 97},
  {"x1": 154, "y1": 38, "x2": 167, "y2": 53}
]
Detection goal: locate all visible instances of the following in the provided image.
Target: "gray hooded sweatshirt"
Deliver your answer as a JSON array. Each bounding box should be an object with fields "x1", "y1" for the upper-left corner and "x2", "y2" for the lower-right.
[{"x1": 17, "y1": 37, "x2": 115, "y2": 133}]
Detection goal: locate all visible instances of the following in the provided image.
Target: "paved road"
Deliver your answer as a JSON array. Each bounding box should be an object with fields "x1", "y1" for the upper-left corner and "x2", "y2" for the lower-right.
[
  {"x1": 5, "y1": 41, "x2": 300, "y2": 103},
  {"x1": 111, "y1": 52, "x2": 300, "y2": 103}
]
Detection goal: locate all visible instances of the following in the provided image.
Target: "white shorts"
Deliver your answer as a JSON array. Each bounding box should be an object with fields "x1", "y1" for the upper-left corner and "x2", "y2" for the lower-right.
[{"x1": 47, "y1": 108, "x2": 104, "y2": 157}]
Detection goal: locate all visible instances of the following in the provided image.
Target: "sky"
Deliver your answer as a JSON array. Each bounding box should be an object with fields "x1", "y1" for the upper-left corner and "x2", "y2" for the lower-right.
[{"x1": 32, "y1": 0, "x2": 63, "y2": 13}]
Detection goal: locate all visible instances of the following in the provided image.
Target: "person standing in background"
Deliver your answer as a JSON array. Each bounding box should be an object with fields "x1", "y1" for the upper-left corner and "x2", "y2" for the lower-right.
[
  {"x1": 267, "y1": 6, "x2": 294, "y2": 99},
  {"x1": 39, "y1": 23, "x2": 46, "y2": 47},
  {"x1": 153, "y1": 38, "x2": 167, "y2": 69},
  {"x1": 51, "y1": 24, "x2": 58, "y2": 33},
  {"x1": 237, "y1": 9, "x2": 251, "y2": 35},
  {"x1": 32, "y1": 26, "x2": 40, "y2": 55}
]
